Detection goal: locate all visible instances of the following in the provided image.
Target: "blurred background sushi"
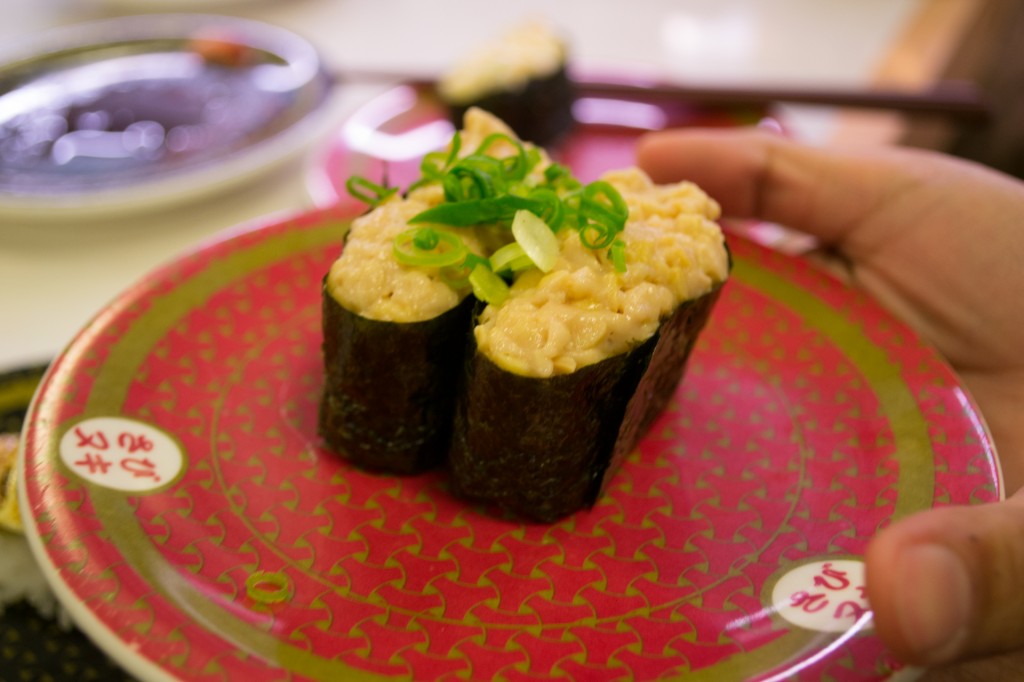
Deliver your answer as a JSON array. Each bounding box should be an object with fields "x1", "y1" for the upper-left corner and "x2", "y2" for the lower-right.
[{"x1": 438, "y1": 22, "x2": 575, "y2": 146}]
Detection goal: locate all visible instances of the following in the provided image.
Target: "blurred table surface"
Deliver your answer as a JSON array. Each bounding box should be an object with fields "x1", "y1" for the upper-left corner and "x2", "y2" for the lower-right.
[{"x1": 0, "y1": 1, "x2": 1015, "y2": 681}]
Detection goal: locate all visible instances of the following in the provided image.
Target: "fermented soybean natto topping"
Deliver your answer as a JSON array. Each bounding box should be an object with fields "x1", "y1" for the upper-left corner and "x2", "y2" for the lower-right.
[{"x1": 330, "y1": 109, "x2": 728, "y2": 377}]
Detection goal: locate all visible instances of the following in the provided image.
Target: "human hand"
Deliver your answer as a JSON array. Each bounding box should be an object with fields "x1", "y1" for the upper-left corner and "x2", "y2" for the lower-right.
[{"x1": 637, "y1": 128, "x2": 1024, "y2": 670}]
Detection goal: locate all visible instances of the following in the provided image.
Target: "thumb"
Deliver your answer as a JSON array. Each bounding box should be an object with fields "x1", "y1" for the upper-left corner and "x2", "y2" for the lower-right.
[{"x1": 865, "y1": 489, "x2": 1024, "y2": 666}]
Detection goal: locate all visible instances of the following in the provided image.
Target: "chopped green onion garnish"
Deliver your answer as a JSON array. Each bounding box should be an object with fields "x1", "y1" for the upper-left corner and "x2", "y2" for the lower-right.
[
  {"x1": 441, "y1": 253, "x2": 487, "y2": 289},
  {"x1": 393, "y1": 228, "x2": 467, "y2": 268},
  {"x1": 245, "y1": 571, "x2": 293, "y2": 604},
  {"x1": 345, "y1": 176, "x2": 397, "y2": 207},
  {"x1": 443, "y1": 156, "x2": 508, "y2": 201},
  {"x1": 413, "y1": 229, "x2": 439, "y2": 250},
  {"x1": 579, "y1": 221, "x2": 614, "y2": 250},
  {"x1": 410, "y1": 195, "x2": 539, "y2": 227},
  {"x1": 525, "y1": 187, "x2": 565, "y2": 230},
  {"x1": 583, "y1": 180, "x2": 629, "y2": 219},
  {"x1": 469, "y1": 263, "x2": 509, "y2": 306},
  {"x1": 446, "y1": 132, "x2": 464, "y2": 166},
  {"x1": 347, "y1": 124, "x2": 633, "y2": 306},
  {"x1": 610, "y1": 239, "x2": 627, "y2": 273},
  {"x1": 543, "y1": 163, "x2": 581, "y2": 191},
  {"x1": 408, "y1": 133, "x2": 463, "y2": 192},
  {"x1": 574, "y1": 181, "x2": 628, "y2": 249},
  {"x1": 511, "y1": 210, "x2": 558, "y2": 273},
  {"x1": 476, "y1": 133, "x2": 532, "y2": 181},
  {"x1": 489, "y1": 242, "x2": 533, "y2": 273}
]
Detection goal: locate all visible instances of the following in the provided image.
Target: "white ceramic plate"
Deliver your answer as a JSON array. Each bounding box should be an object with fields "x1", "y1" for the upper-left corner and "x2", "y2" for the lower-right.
[{"x1": 0, "y1": 14, "x2": 336, "y2": 220}]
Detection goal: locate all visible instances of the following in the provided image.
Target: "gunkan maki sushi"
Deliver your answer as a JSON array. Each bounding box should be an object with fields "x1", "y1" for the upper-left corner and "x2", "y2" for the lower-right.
[
  {"x1": 447, "y1": 167, "x2": 729, "y2": 522},
  {"x1": 319, "y1": 109, "x2": 549, "y2": 473},
  {"x1": 438, "y1": 22, "x2": 575, "y2": 146},
  {"x1": 322, "y1": 108, "x2": 729, "y2": 520}
]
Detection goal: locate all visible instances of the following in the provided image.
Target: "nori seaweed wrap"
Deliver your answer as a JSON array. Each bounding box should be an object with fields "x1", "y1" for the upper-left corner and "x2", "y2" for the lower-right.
[
  {"x1": 318, "y1": 110, "x2": 559, "y2": 474},
  {"x1": 442, "y1": 161, "x2": 730, "y2": 521},
  {"x1": 316, "y1": 180, "x2": 488, "y2": 475},
  {"x1": 449, "y1": 279, "x2": 724, "y2": 523},
  {"x1": 438, "y1": 22, "x2": 575, "y2": 146},
  {"x1": 319, "y1": 288, "x2": 473, "y2": 474}
]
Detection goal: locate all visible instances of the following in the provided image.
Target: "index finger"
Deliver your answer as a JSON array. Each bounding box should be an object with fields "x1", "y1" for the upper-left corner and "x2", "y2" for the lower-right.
[{"x1": 634, "y1": 127, "x2": 923, "y2": 248}]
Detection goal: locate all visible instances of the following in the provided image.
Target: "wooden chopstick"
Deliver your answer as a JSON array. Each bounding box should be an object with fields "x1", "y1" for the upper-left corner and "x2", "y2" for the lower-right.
[
  {"x1": 339, "y1": 69, "x2": 992, "y2": 124},
  {"x1": 571, "y1": 77, "x2": 991, "y2": 123}
]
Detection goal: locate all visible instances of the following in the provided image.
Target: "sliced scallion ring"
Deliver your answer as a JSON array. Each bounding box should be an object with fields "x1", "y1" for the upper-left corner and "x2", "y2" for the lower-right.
[
  {"x1": 489, "y1": 242, "x2": 533, "y2": 274},
  {"x1": 579, "y1": 222, "x2": 615, "y2": 250},
  {"x1": 393, "y1": 228, "x2": 467, "y2": 268},
  {"x1": 441, "y1": 253, "x2": 488, "y2": 289},
  {"x1": 245, "y1": 571, "x2": 293, "y2": 604},
  {"x1": 443, "y1": 156, "x2": 507, "y2": 201},
  {"x1": 609, "y1": 238, "x2": 627, "y2": 273},
  {"x1": 511, "y1": 209, "x2": 559, "y2": 273},
  {"x1": 526, "y1": 187, "x2": 565, "y2": 230},
  {"x1": 353, "y1": 125, "x2": 633, "y2": 301},
  {"x1": 345, "y1": 176, "x2": 397, "y2": 207},
  {"x1": 469, "y1": 263, "x2": 510, "y2": 305}
]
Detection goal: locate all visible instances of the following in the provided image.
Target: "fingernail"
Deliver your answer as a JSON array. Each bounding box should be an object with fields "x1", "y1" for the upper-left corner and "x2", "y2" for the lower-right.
[{"x1": 894, "y1": 543, "x2": 972, "y2": 664}]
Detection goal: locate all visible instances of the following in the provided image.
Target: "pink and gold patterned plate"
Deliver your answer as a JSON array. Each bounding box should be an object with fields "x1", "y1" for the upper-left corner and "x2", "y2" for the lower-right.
[{"x1": 20, "y1": 88, "x2": 1000, "y2": 682}]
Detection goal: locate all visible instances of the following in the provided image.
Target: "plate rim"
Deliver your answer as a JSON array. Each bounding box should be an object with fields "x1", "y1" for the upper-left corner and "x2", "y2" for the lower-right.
[{"x1": 18, "y1": 203, "x2": 1001, "y2": 681}]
